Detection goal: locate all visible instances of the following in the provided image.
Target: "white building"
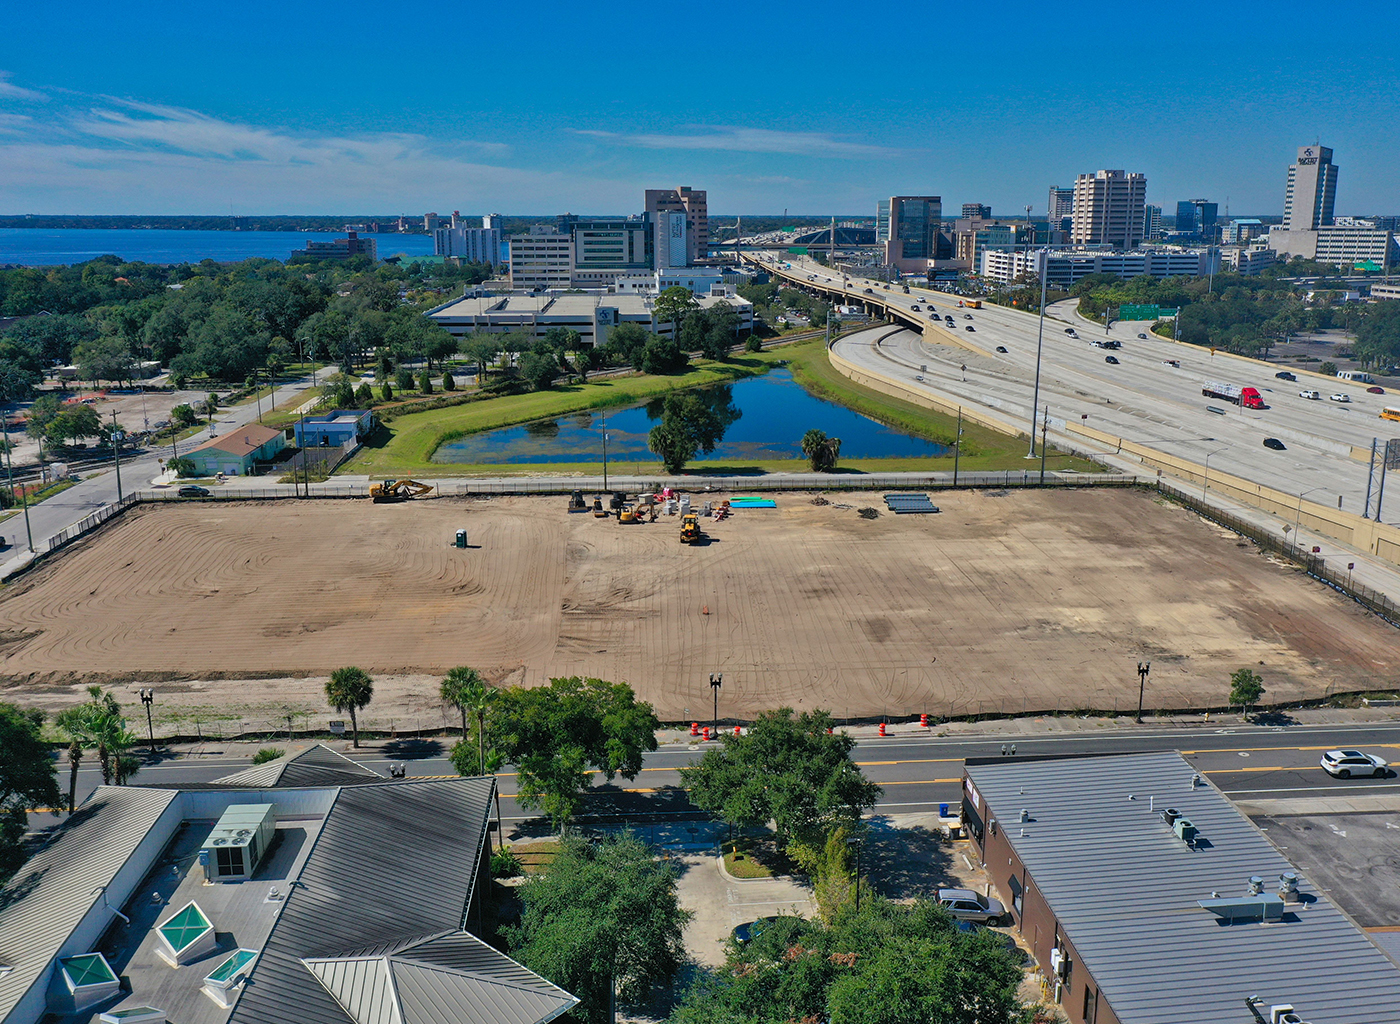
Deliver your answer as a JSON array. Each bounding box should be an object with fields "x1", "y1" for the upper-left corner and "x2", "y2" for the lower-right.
[
  {"x1": 979, "y1": 247, "x2": 1218, "y2": 287},
  {"x1": 508, "y1": 228, "x2": 573, "y2": 291},
  {"x1": 1070, "y1": 170, "x2": 1147, "y2": 248},
  {"x1": 1283, "y1": 145, "x2": 1338, "y2": 230},
  {"x1": 427, "y1": 291, "x2": 752, "y2": 349},
  {"x1": 433, "y1": 224, "x2": 502, "y2": 264},
  {"x1": 655, "y1": 211, "x2": 689, "y2": 269},
  {"x1": 614, "y1": 269, "x2": 726, "y2": 295},
  {"x1": 1217, "y1": 246, "x2": 1277, "y2": 275},
  {"x1": 1371, "y1": 282, "x2": 1400, "y2": 301}
]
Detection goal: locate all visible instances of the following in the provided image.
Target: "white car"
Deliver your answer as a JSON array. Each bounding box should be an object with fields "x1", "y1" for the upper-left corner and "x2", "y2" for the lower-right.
[
  {"x1": 1320, "y1": 749, "x2": 1388, "y2": 778},
  {"x1": 1299, "y1": 390, "x2": 1321, "y2": 400},
  {"x1": 938, "y1": 888, "x2": 1006, "y2": 925},
  {"x1": 1330, "y1": 393, "x2": 1351, "y2": 403}
]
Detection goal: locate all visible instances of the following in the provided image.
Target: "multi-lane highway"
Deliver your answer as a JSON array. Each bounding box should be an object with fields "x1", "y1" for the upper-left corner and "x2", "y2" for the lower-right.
[
  {"x1": 757, "y1": 255, "x2": 1397, "y2": 525},
  {"x1": 37, "y1": 723, "x2": 1400, "y2": 834}
]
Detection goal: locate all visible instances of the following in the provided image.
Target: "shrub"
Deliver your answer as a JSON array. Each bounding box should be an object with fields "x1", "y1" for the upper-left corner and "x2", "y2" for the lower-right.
[
  {"x1": 380, "y1": 382, "x2": 393, "y2": 402},
  {"x1": 491, "y1": 846, "x2": 522, "y2": 878},
  {"x1": 745, "y1": 336, "x2": 763, "y2": 352},
  {"x1": 396, "y1": 367, "x2": 415, "y2": 393},
  {"x1": 252, "y1": 746, "x2": 285, "y2": 765},
  {"x1": 355, "y1": 382, "x2": 374, "y2": 406},
  {"x1": 1320, "y1": 361, "x2": 1338, "y2": 376},
  {"x1": 419, "y1": 370, "x2": 434, "y2": 394},
  {"x1": 442, "y1": 371, "x2": 455, "y2": 391},
  {"x1": 167, "y1": 456, "x2": 197, "y2": 478}
]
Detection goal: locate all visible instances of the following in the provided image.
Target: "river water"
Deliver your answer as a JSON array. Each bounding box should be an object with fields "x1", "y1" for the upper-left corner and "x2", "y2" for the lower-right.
[{"x1": 0, "y1": 228, "x2": 435, "y2": 266}]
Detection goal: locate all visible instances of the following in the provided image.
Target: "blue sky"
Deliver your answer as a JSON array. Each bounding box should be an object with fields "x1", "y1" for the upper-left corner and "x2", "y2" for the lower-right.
[{"x1": 1, "y1": 0, "x2": 1397, "y2": 217}]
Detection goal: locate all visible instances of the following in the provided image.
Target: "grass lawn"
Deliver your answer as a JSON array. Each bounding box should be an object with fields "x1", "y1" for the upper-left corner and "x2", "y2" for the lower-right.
[
  {"x1": 723, "y1": 844, "x2": 775, "y2": 879},
  {"x1": 339, "y1": 337, "x2": 1102, "y2": 479},
  {"x1": 510, "y1": 840, "x2": 565, "y2": 875},
  {"x1": 343, "y1": 351, "x2": 790, "y2": 478}
]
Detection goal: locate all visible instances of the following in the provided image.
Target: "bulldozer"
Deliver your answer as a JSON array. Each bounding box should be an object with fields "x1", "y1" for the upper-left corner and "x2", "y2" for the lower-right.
[
  {"x1": 370, "y1": 479, "x2": 434, "y2": 503},
  {"x1": 680, "y1": 511, "x2": 702, "y2": 544}
]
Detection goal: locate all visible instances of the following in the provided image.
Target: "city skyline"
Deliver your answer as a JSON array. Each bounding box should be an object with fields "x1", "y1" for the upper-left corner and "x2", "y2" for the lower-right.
[{"x1": 1, "y1": 0, "x2": 1397, "y2": 216}]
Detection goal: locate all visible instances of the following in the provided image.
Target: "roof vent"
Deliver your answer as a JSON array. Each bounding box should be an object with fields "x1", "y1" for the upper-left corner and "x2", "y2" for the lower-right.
[
  {"x1": 1278, "y1": 872, "x2": 1300, "y2": 903},
  {"x1": 1248, "y1": 875, "x2": 1264, "y2": 895},
  {"x1": 1162, "y1": 807, "x2": 1181, "y2": 826}
]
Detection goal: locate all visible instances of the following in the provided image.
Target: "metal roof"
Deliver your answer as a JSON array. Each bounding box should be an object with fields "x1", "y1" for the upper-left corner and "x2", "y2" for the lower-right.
[
  {"x1": 228, "y1": 777, "x2": 515, "y2": 1024},
  {"x1": 0, "y1": 786, "x2": 179, "y2": 1024},
  {"x1": 212, "y1": 744, "x2": 383, "y2": 788},
  {"x1": 964, "y1": 751, "x2": 1400, "y2": 1024}
]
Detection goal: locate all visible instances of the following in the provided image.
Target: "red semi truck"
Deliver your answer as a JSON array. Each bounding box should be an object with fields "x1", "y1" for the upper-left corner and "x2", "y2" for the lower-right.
[{"x1": 1202, "y1": 380, "x2": 1265, "y2": 409}]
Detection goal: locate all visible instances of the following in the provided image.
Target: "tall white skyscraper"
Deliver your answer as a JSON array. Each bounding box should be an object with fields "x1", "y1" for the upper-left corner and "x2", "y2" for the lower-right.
[
  {"x1": 1070, "y1": 170, "x2": 1147, "y2": 248},
  {"x1": 1282, "y1": 145, "x2": 1338, "y2": 230}
]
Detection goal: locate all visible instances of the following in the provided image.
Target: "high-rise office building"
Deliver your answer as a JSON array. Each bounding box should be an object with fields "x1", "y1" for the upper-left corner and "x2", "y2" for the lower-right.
[
  {"x1": 1143, "y1": 205, "x2": 1162, "y2": 241},
  {"x1": 433, "y1": 225, "x2": 502, "y2": 264},
  {"x1": 1048, "y1": 186, "x2": 1075, "y2": 231},
  {"x1": 1282, "y1": 145, "x2": 1338, "y2": 230},
  {"x1": 655, "y1": 211, "x2": 689, "y2": 269},
  {"x1": 962, "y1": 203, "x2": 991, "y2": 220},
  {"x1": 881, "y1": 196, "x2": 941, "y2": 270},
  {"x1": 1070, "y1": 170, "x2": 1147, "y2": 247},
  {"x1": 556, "y1": 214, "x2": 654, "y2": 288},
  {"x1": 1175, "y1": 201, "x2": 1196, "y2": 234},
  {"x1": 645, "y1": 187, "x2": 707, "y2": 264}
]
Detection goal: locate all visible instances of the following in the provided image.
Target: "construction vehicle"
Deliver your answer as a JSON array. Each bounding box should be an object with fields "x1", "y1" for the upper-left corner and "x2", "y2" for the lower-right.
[
  {"x1": 619, "y1": 504, "x2": 639, "y2": 524},
  {"x1": 568, "y1": 489, "x2": 587, "y2": 512},
  {"x1": 680, "y1": 512, "x2": 702, "y2": 544},
  {"x1": 592, "y1": 496, "x2": 608, "y2": 517},
  {"x1": 370, "y1": 479, "x2": 433, "y2": 502}
]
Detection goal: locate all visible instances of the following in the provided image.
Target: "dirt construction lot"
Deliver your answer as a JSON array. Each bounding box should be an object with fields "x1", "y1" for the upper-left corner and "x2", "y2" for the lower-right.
[{"x1": 0, "y1": 489, "x2": 1395, "y2": 725}]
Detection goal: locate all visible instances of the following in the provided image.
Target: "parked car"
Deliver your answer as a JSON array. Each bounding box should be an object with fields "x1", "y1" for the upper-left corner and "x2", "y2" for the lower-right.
[
  {"x1": 995, "y1": 346, "x2": 1008, "y2": 353},
  {"x1": 1105, "y1": 355, "x2": 1120, "y2": 364},
  {"x1": 1263, "y1": 438, "x2": 1287, "y2": 450},
  {"x1": 1163, "y1": 359, "x2": 1180, "y2": 368},
  {"x1": 1320, "y1": 750, "x2": 1388, "y2": 778},
  {"x1": 1330, "y1": 393, "x2": 1351, "y2": 403},
  {"x1": 938, "y1": 888, "x2": 1006, "y2": 925},
  {"x1": 731, "y1": 915, "x2": 784, "y2": 944},
  {"x1": 1299, "y1": 390, "x2": 1321, "y2": 400},
  {"x1": 1367, "y1": 386, "x2": 1386, "y2": 394},
  {"x1": 177, "y1": 485, "x2": 211, "y2": 498},
  {"x1": 1275, "y1": 371, "x2": 1297, "y2": 381}
]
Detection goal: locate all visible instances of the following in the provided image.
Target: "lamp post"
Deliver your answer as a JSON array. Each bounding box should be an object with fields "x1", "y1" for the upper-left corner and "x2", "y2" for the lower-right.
[
  {"x1": 139, "y1": 688, "x2": 155, "y2": 755},
  {"x1": 602, "y1": 411, "x2": 609, "y2": 491},
  {"x1": 1295, "y1": 487, "x2": 1326, "y2": 533},
  {"x1": 847, "y1": 837, "x2": 862, "y2": 912},
  {"x1": 2, "y1": 409, "x2": 34, "y2": 552},
  {"x1": 1135, "y1": 662, "x2": 1150, "y2": 723},
  {"x1": 109, "y1": 411, "x2": 123, "y2": 503},
  {"x1": 1026, "y1": 248, "x2": 1049, "y2": 458},
  {"x1": 709, "y1": 672, "x2": 722, "y2": 735},
  {"x1": 1202, "y1": 447, "x2": 1228, "y2": 501}
]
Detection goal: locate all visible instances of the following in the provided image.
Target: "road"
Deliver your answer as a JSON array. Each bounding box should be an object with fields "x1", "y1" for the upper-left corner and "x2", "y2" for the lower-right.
[
  {"x1": 758, "y1": 255, "x2": 1396, "y2": 525},
  {"x1": 1, "y1": 375, "x2": 319, "y2": 568},
  {"x1": 37, "y1": 722, "x2": 1400, "y2": 834}
]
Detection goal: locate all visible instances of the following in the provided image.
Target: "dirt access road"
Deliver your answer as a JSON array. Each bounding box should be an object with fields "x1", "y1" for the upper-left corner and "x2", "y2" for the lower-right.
[{"x1": 0, "y1": 490, "x2": 1394, "y2": 726}]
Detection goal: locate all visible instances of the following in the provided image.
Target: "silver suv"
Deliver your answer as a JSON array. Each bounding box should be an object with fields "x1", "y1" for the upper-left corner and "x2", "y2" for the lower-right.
[{"x1": 938, "y1": 888, "x2": 1006, "y2": 925}]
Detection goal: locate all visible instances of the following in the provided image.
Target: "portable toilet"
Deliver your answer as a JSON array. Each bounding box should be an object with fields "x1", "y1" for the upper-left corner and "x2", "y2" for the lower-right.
[{"x1": 455, "y1": 529, "x2": 467, "y2": 549}]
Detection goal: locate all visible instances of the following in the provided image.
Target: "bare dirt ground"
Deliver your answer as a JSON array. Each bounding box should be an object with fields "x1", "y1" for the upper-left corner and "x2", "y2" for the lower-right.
[{"x1": 0, "y1": 489, "x2": 1395, "y2": 731}]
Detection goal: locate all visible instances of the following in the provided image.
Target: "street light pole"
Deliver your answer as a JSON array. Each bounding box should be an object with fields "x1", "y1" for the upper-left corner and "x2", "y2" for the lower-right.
[
  {"x1": 1135, "y1": 662, "x2": 1150, "y2": 723},
  {"x1": 110, "y1": 411, "x2": 123, "y2": 503},
  {"x1": 139, "y1": 688, "x2": 156, "y2": 755},
  {"x1": 709, "y1": 672, "x2": 722, "y2": 735},
  {"x1": 1202, "y1": 447, "x2": 1228, "y2": 501},
  {"x1": 2, "y1": 411, "x2": 34, "y2": 552},
  {"x1": 1026, "y1": 249, "x2": 1048, "y2": 458}
]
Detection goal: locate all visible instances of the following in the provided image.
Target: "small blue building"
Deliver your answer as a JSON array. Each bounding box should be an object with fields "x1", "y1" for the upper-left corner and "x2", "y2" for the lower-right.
[{"x1": 293, "y1": 409, "x2": 374, "y2": 448}]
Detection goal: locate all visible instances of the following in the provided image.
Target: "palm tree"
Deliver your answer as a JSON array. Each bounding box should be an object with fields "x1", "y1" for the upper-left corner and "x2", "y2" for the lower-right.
[
  {"x1": 54, "y1": 707, "x2": 90, "y2": 813},
  {"x1": 326, "y1": 667, "x2": 374, "y2": 748},
  {"x1": 440, "y1": 667, "x2": 492, "y2": 774}
]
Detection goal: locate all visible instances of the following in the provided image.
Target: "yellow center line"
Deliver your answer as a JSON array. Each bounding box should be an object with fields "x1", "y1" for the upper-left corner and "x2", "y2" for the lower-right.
[{"x1": 858, "y1": 758, "x2": 961, "y2": 766}]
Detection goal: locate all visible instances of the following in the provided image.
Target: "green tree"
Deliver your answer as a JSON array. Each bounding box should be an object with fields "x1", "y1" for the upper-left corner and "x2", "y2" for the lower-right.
[
  {"x1": 640, "y1": 335, "x2": 688, "y2": 375},
  {"x1": 418, "y1": 369, "x2": 434, "y2": 394},
  {"x1": 520, "y1": 348, "x2": 559, "y2": 390},
  {"x1": 73, "y1": 334, "x2": 136, "y2": 384},
  {"x1": 647, "y1": 388, "x2": 740, "y2": 473},
  {"x1": 507, "y1": 835, "x2": 690, "y2": 1024},
  {"x1": 354, "y1": 382, "x2": 374, "y2": 406},
  {"x1": 0, "y1": 704, "x2": 61, "y2": 882},
  {"x1": 605, "y1": 321, "x2": 650, "y2": 369},
  {"x1": 653, "y1": 285, "x2": 700, "y2": 338},
  {"x1": 44, "y1": 405, "x2": 104, "y2": 447},
  {"x1": 168, "y1": 456, "x2": 197, "y2": 478},
  {"x1": 680, "y1": 708, "x2": 881, "y2": 864},
  {"x1": 491, "y1": 676, "x2": 660, "y2": 832},
  {"x1": 802, "y1": 428, "x2": 842, "y2": 472},
  {"x1": 395, "y1": 366, "x2": 415, "y2": 393},
  {"x1": 442, "y1": 370, "x2": 455, "y2": 391},
  {"x1": 380, "y1": 381, "x2": 393, "y2": 402},
  {"x1": 1229, "y1": 668, "x2": 1265, "y2": 718},
  {"x1": 326, "y1": 666, "x2": 374, "y2": 748},
  {"x1": 171, "y1": 403, "x2": 199, "y2": 428},
  {"x1": 440, "y1": 666, "x2": 489, "y2": 757}
]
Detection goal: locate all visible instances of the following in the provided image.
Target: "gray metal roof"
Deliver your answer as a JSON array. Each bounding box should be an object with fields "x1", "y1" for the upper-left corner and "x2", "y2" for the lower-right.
[
  {"x1": 212, "y1": 744, "x2": 383, "y2": 788},
  {"x1": 964, "y1": 751, "x2": 1400, "y2": 1024},
  {"x1": 305, "y1": 932, "x2": 576, "y2": 1024},
  {"x1": 0, "y1": 786, "x2": 179, "y2": 1024},
  {"x1": 229, "y1": 777, "x2": 522, "y2": 1024}
]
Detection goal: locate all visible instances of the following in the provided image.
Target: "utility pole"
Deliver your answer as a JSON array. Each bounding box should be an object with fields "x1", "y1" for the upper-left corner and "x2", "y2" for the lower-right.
[
  {"x1": 110, "y1": 411, "x2": 123, "y2": 503},
  {"x1": 139, "y1": 688, "x2": 156, "y2": 755},
  {"x1": 1135, "y1": 662, "x2": 1150, "y2": 723},
  {"x1": 602, "y1": 411, "x2": 609, "y2": 491},
  {"x1": 1026, "y1": 250, "x2": 1048, "y2": 458}
]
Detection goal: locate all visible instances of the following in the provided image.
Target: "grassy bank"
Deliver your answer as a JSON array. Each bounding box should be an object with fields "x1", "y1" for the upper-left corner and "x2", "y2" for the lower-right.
[
  {"x1": 782, "y1": 338, "x2": 1101, "y2": 472},
  {"x1": 344, "y1": 352, "x2": 789, "y2": 478}
]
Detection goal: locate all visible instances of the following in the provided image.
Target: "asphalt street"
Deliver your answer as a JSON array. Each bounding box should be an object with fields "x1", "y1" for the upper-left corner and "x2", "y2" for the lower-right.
[{"x1": 36, "y1": 721, "x2": 1400, "y2": 835}]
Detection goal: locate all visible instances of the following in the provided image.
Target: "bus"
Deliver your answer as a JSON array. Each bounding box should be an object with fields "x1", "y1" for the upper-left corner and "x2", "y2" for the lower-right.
[
  {"x1": 1338, "y1": 370, "x2": 1375, "y2": 383},
  {"x1": 1381, "y1": 407, "x2": 1400, "y2": 423}
]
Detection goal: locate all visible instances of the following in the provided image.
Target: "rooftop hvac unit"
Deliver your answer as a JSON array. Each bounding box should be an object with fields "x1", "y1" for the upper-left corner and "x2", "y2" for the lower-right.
[{"x1": 201, "y1": 803, "x2": 277, "y2": 882}]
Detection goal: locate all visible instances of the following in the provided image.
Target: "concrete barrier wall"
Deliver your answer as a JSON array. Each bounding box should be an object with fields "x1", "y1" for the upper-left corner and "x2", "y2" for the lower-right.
[{"x1": 1066, "y1": 420, "x2": 1400, "y2": 564}]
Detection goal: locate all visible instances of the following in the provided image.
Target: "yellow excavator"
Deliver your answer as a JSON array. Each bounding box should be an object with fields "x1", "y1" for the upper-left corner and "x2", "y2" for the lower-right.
[
  {"x1": 370, "y1": 479, "x2": 434, "y2": 503},
  {"x1": 680, "y1": 512, "x2": 702, "y2": 544}
]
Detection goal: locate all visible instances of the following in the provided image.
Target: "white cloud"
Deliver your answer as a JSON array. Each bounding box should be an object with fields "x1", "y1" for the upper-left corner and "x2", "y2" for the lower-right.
[
  {"x1": 576, "y1": 126, "x2": 903, "y2": 159},
  {"x1": 0, "y1": 71, "x2": 46, "y2": 101}
]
